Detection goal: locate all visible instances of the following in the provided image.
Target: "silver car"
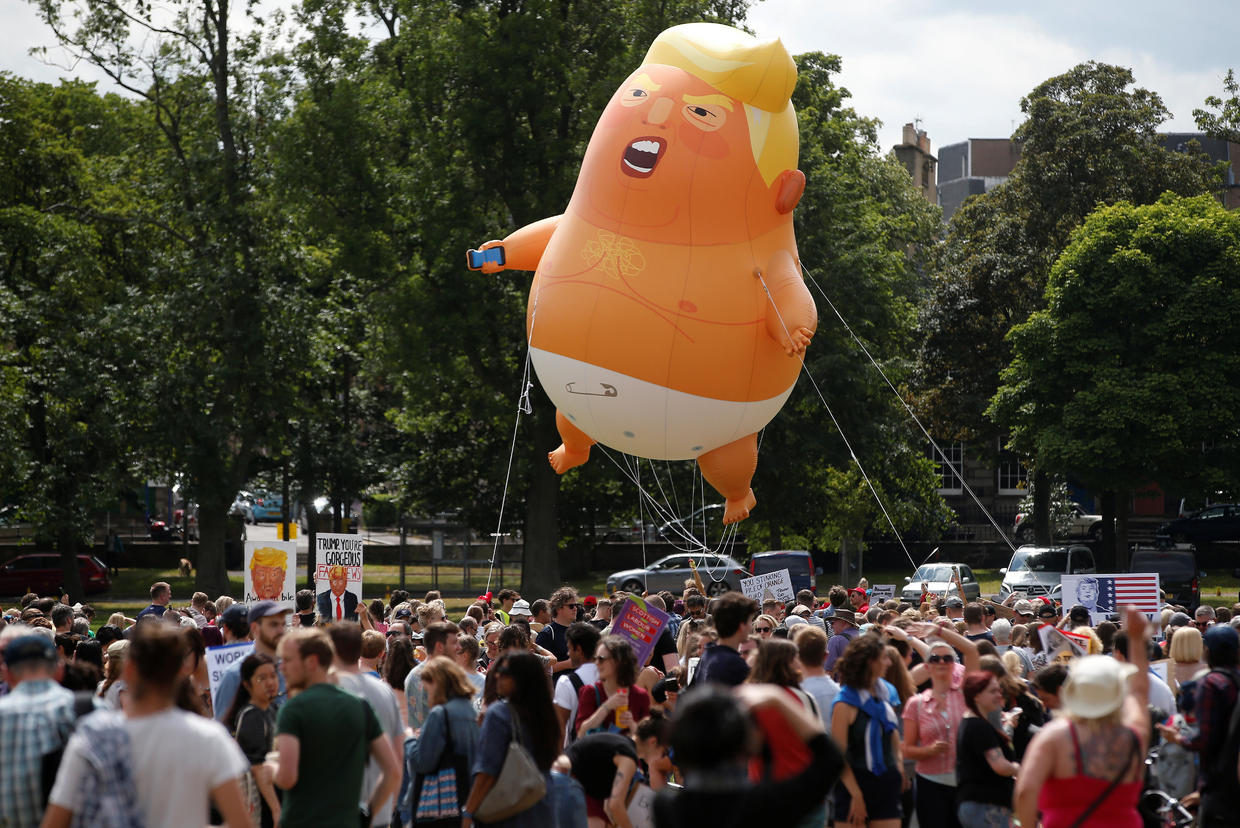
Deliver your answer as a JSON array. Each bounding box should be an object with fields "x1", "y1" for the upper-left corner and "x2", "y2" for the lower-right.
[{"x1": 607, "y1": 553, "x2": 746, "y2": 596}]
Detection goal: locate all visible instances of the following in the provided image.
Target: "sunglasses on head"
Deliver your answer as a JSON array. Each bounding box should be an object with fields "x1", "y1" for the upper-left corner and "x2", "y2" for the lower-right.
[{"x1": 927, "y1": 654, "x2": 953, "y2": 664}]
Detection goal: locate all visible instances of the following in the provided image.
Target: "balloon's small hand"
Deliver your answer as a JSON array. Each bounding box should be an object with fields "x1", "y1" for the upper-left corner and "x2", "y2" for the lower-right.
[{"x1": 784, "y1": 326, "x2": 813, "y2": 356}]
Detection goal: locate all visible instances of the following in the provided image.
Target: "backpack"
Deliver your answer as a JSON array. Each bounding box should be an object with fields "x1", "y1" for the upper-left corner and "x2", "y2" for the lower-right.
[
  {"x1": 41, "y1": 690, "x2": 97, "y2": 806},
  {"x1": 563, "y1": 671, "x2": 585, "y2": 746}
]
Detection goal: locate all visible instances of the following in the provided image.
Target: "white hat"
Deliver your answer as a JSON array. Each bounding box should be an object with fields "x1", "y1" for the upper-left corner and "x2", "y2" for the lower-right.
[
  {"x1": 784, "y1": 616, "x2": 808, "y2": 628},
  {"x1": 1062, "y1": 655, "x2": 1137, "y2": 719},
  {"x1": 509, "y1": 599, "x2": 532, "y2": 618}
]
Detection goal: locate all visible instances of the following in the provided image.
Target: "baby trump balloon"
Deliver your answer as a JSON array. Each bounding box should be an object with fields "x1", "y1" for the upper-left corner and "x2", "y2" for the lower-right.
[{"x1": 469, "y1": 23, "x2": 816, "y2": 525}]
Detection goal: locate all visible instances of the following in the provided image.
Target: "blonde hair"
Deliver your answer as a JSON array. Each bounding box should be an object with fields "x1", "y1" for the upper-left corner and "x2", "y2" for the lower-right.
[
  {"x1": 1071, "y1": 626, "x2": 1105, "y2": 656},
  {"x1": 642, "y1": 23, "x2": 797, "y2": 186},
  {"x1": 1169, "y1": 626, "x2": 1203, "y2": 663},
  {"x1": 250, "y1": 546, "x2": 287, "y2": 570},
  {"x1": 1001, "y1": 650, "x2": 1023, "y2": 678},
  {"x1": 420, "y1": 656, "x2": 477, "y2": 704},
  {"x1": 754, "y1": 614, "x2": 778, "y2": 631}
]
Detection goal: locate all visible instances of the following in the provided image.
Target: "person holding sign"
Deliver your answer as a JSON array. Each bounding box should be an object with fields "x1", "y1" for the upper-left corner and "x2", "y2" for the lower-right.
[
  {"x1": 575, "y1": 636, "x2": 651, "y2": 738},
  {"x1": 317, "y1": 564, "x2": 359, "y2": 622}
]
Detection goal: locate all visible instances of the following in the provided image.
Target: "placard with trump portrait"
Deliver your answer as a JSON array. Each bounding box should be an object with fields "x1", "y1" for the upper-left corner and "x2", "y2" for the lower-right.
[
  {"x1": 244, "y1": 540, "x2": 297, "y2": 610},
  {"x1": 314, "y1": 533, "x2": 364, "y2": 622}
]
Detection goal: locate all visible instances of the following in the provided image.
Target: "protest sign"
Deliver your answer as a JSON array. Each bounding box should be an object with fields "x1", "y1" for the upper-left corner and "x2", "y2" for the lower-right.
[
  {"x1": 315, "y1": 533, "x2": 364, "y2": 622},
  {"x1": 207, "y1": 641, "x2": 254, "y2": 712},
  {"x1": 1061, "y1": 573, "x2": 1160, "y2": 625},
  {"x1": 739, "y1": 569, "x2": 794, "y2": 604},
  {"x1": 611, "y1": 595, "x2": 670, "y2": 668},
  {"x1": 244, "y1": 540, "x2": 297, "y2": 611},
  {"x1": 1038, "y1": 624, "x2": 1091, "y2": 661},
  {"x1": 869, "y1": 584, "x2": 896, "y2": 603}
]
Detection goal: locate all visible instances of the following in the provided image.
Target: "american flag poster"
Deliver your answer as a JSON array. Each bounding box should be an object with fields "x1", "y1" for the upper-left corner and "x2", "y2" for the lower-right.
[{"x1": 1062, "y1": 573, "x2": 1161, "y2": 624}]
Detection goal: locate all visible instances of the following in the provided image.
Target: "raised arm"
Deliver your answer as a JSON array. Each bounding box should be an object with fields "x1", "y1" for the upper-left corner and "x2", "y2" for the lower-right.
[{"x1": 471, "y1": 215, "x2": 563, "y2": 274}]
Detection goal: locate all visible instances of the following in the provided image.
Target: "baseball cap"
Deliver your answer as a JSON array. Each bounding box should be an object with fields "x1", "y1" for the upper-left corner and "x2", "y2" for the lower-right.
[
  {"x1": 3, "y1": 635, "x2": 58, "y2": 667},
  {"x1": 1068, "y1": 604, "x2": 1090, "y2": 624},
  {"x1": 1013, "y1": 599, "x2": 1035, "y2": 617},
  {"x1": 1168, "y1": 611, "x2": 1192, "y2": 629},
  {"x1": 583, "y1": 596, "x2": 597, "y2": 607},
  {"x1": 785, "y1": 615, "x2": 808, "y2": 628},
  {"x1": 945, "y1": 596, "x2": 964, "y2": 608},
  {"x1": 247, "y1": 600, "x2": 290, "y2": 625},
  {"x1": 509, "y1": 599, "x2": 532, "y2": 618},
  {"x1": 1204, "y1": 624, "x2": 1240, "y2": 657},
  {"x1": 394, "y1": 607, "x2": 413, "y2": 620},
  {"x1": 790, "y1": 604, "x2": 812, "y2": 616},
  {"x1": 220, "y1": 604, "x2": 249, "y2": 627},
  {"x1": 1037, "y1": 604, "x2": 1058, "y2": 619}
]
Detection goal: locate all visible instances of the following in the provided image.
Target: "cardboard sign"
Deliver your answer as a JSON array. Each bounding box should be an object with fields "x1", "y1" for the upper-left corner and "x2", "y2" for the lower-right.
[
  {"x1": 314, "y1": 533, "x2": 364, "y2": 621},
  {"x1": 1061, "y1": 573, "x2": 1161, "y2": 625},
  {"x1": 244, "y1": 540, "x2": 297, "y2": 610},
  {"x1": 740, "y1": 569, "x2": 794, "y2": 603},
  {"x1": 626, "y1": 782, "x2": 656, "y2": 828},
  {"x1": 869, "y1": 584, "x2": 896, "y2": 603},
  {"x1": 1038, "y1": 624, "x2": 1090, "y2": 661},
  {"x1": 611, "y1": 595, "x2": 670, "y2": 668},
  {"x1": 207, "y1": 641, "x2": 254, "y2": 711}
]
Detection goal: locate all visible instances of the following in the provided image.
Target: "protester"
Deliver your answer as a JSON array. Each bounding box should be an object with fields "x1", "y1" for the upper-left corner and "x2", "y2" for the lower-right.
[
  {"x1": 794, "y1": 625, "x2": 839, "y2": 728},
  {"x1": 955, "y1": 671, "x2": 1019, "y2": 827},
  {"x1": 575, "y1": 634, "x2": 650, "y2": 737},
  {"x1": 553, "y1": 621, "x2": 601, "y2": 747},
  {"x1": 536, "y1": 587, "x2": 579, "y2": 676},
  {"x1": 223, "y1": 653, "x2": 281, "y2": 827},
  {"x1": 1015, "y1": 608, "x2": 1149, "y2": 828},
  {"x1": 405, "y1": 621, "x2": 461, "y2": 732},
  {"x1": 831, "y1": 633, "x2": 903, "y2": 827},
  {"x1": 383, "y1": 635, "x2": 417, "y2": 731},
  {"x1": 406, "y1": 656, "x2": 481, "y2": 826},
  {"x1": 267, "y1": 628, "x2": 400, "y2": 828},
  {"x1": 44, "y1": 623, "x2": 250, "y2": 827},
  {"x1": 694, "y1": 591, "x2": 758, "y2": 687},
  {"x1": 653, "y1": 683, "x2": 845, "y2": 827},
  {"x1": 461, "y1": 650, "x2": 561, "y2": 828},
  {"x1": 214, "y1": 600, "x2": 288, "y2": 723}
]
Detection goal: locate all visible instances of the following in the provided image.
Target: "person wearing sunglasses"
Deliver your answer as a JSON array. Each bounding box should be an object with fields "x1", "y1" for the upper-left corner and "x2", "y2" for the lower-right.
[
  {"x1": 535, "y1": 587, "x2": 579, "y2": 678},
  {"x1": 899, "y1": 624, "x2": 980, "y2": 828},
  {"x1": 753, "y1": 614, "x2": 778, "y2": 638}
]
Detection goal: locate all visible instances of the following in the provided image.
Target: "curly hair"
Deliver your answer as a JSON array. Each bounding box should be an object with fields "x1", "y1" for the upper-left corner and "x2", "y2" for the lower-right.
[{"x1": 835, "y1": 632, "x2": 886, "y2": 690}]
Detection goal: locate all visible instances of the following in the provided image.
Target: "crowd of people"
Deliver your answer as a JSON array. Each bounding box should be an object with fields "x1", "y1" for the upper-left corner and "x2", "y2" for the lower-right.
[{"x1": 1, "y1": 571, "x2": 1238, "y2": 828}]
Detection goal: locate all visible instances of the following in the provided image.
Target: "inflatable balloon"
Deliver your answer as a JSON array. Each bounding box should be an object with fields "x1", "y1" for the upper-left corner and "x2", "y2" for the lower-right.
[{"x1": 468, "y1": 23, "x2": 816, "y2": 525}]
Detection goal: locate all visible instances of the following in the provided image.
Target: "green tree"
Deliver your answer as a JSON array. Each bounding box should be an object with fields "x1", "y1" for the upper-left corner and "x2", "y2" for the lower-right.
[
  {"x1": 31, "y1": 0, "x2": 314, "y2": 595},
  {"x1": 914, "y1": 62, "x2": 1222, "y2": 548},
  {"x1": 989, "y1": 193, "x2": 1240, "y2": 567},
  {"x1": 0, "y1": 75, "x2": 147, "y2": 599},
  {"x1": 1195, "y1": 69, "x2": 1240, "y2": 143}
]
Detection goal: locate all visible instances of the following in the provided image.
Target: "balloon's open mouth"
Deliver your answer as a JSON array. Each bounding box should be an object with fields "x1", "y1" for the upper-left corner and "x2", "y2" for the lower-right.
[{"x1": 621, "y1": 137, "x2": 666, "y2": 178}]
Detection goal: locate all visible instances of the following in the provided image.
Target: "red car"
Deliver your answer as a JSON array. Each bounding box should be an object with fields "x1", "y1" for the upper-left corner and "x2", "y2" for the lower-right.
[{"x1": 0, "y1": 553, "x2": 112, "y2": 597}]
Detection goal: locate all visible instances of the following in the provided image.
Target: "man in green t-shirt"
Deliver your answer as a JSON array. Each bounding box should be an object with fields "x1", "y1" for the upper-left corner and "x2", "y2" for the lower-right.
[{"x1": 267, "y1": 629, "x2": 399, "y2": 827}]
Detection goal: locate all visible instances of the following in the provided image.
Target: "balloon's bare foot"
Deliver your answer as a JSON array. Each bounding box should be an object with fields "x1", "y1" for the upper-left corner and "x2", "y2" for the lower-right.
[
  {"x1": 722, "y1": 489, "x2": 757, "y2": 524},
  {"x1": 548, "y1": 445, "x2": 589, "y2": 474}
]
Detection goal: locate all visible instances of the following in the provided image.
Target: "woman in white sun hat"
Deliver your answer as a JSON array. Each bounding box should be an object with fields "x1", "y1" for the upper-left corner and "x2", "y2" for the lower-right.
[{"x1": 1014, "y1": 607, "x2": 1149, "y2": 828}]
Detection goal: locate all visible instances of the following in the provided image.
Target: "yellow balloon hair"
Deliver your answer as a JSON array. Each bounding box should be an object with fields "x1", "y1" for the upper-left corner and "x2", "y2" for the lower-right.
[
  {"x1": 642, "y1": 22, "x2": 799, "y2": 186},
  {"x1": 250, "y1": 546, "x2": 287, "y2": 569}
]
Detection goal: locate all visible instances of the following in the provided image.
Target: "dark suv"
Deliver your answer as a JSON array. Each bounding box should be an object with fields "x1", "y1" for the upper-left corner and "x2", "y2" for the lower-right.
[
  {"x1": 1159, "y1": 504, "x2": 1240, "y2": 544},
  {"x1": 1129, "y1": 546, "x2": 1198, "y2": 609},
  {"x1": 750, "y1": 550, "x2": 816, "y2": 594}
]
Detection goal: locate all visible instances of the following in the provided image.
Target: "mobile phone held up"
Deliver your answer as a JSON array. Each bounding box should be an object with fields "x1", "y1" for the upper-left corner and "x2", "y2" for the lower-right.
[{"x1": 466, "y1": 246, "x2": 506, "y2": 270}]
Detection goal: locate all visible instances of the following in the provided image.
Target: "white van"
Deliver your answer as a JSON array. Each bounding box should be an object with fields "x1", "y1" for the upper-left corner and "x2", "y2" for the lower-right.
[{"x1": 998, "y1": 545, "x2": 1097, "y2": 602}]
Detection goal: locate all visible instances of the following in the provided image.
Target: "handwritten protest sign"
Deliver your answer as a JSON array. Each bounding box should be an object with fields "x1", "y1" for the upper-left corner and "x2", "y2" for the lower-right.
[
  {"x1": 611, "y1": 595, "x2": 670, "y2": 668},
  {"x1": 207, "y1": 641, "x2": 254, "y2": 712},
  {"x1": 740, "y1": 569, "x2": 794, "y2": 603},
  {"x1": 244, "y1": 540, "x2": 297, "y2": 611},
  {"x1": 869, "y1": 584, "x2": 896, "y2": 603},
  {"x1": 1038, "y1": 624, "x2": 1091, "y2": 661},
  {"x1": 315, "y1": 533, "x2": 364, "y2": 621}
]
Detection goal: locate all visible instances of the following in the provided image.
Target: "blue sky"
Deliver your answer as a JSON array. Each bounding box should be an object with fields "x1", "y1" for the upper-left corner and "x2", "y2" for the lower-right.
[{"x1": 3, "y1": 0, "x2": 1234, "y2": 156}]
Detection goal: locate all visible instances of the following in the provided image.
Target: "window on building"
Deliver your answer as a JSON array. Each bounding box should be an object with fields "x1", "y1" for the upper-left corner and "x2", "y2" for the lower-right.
[
  {"x1": 932, "y1": 442, "x2": 964, "y2": 494},
  {"x1": 997, "y1": 452, "x2": 1028, "y2": 495}
]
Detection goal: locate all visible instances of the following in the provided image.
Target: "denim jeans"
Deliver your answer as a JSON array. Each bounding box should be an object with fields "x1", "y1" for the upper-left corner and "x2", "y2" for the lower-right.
[{"x1": 956, "y1": 800, "x2": 1013, "y2": 828}]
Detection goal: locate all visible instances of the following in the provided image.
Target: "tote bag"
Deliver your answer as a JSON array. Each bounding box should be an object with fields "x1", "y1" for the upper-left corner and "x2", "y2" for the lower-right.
[{"x1": 475, "y1": 708, "x2": 546, "y2": 822}]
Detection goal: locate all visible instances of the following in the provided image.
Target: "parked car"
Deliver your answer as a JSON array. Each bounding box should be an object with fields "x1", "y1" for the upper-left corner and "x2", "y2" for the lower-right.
[
  {"x1": 249, "y1": 490, "x2": 285, "y2": 523},
  {"x1": 998, "y1": 544, "x2": 1097, "y2": 601},
  {"x1": 1159, "y1": 504, "x2": 1240, "y2": 544},
  {"x1": 1129, "y1": 545, "x2": 1199, "y2": 609},
  {"x1": 0, "y1": 553, "x2": 111, "y2": 597},
  {"x1": 1014, "y1": 504, "x2": 1103, "y2": 541},
  {"x1": 900, "y1": 563, "x2": 981, "y2": 603},
  {"x1": 230, "y1": 491, "x2": 255, "y2": 524},
  {"x1": 607, "y1": 553, "x2": 746, "y2": 596},
  {"x1": 749, "y1": 550, "x2": 817, "y2": 595}
]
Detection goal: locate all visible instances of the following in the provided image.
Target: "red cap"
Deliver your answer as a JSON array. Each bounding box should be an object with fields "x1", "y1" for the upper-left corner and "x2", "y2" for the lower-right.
[{"x1": 584, "y1": 596, "x2": 597, "y2": 606}]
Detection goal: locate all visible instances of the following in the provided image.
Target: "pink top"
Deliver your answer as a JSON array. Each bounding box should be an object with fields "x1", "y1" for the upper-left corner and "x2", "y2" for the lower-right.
[
  {"x1": 903, "y1": 663, "x2": 966, "y2": 777},
  {"x1": 1036, "y1": 724, "x2": 1142, "y2": 828}
]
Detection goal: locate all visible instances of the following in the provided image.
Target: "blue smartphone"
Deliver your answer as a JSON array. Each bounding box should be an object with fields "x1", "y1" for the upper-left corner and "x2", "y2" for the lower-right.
[{"x1": 467, "y1": 247, "x2": 506, "y2": 270}]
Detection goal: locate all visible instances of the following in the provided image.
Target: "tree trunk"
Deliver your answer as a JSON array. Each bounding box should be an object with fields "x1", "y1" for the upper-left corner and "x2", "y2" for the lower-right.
[
  {"x1": 1115, "y1": 491, "x2": 1131, "y2": 571},
  {"x1": 1033, "y1": 469, "x2": 1052, "y2": 545},
  {"x1": 58, "y1": 528, "x2": 85, "y2": 604},
  {"x1": 1099, "y1": 491, "x2": 1117, "y2": 571},
  {"x1": 196, "y1": 505, "x2": 231, "y2": 597},
  {"x1": 521, "y1": 404, "x2": 562, "y2": 597}
]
